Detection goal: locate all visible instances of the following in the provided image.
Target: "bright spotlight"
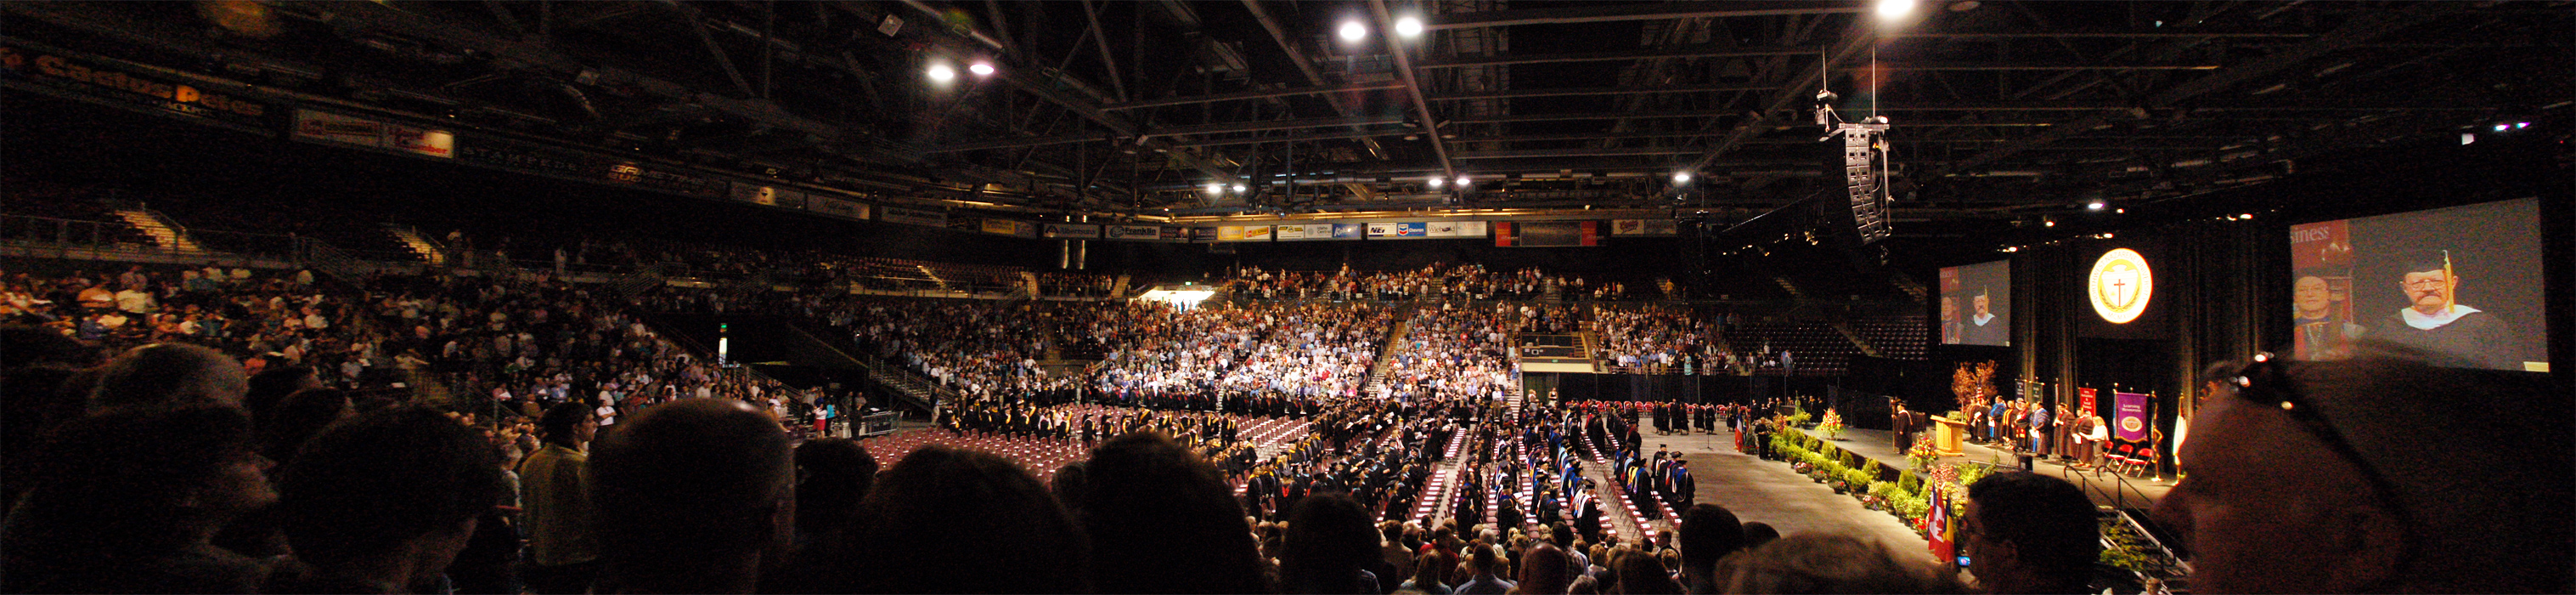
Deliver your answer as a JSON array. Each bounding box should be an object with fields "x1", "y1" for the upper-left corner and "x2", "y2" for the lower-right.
[
  {"x1": 1427, "y1": 177, "x2": 1446, "y2": 189},
  {"x1": 2517, "y1": 122, "x2": 2531, "y2": 128},
  {"x1": 926, "y1": 64, "x2": 956, "y2": 82},
  {"x1": 1394, "y1": 15, "x2": 1424, "y2": 38},
  {"x1": 1339, "y1": 21, "x2": 1367, "y2": 42},
  {"x1": 2087, "y1": 201, "x2": 2106, "y2": 211},
  {"x1": 1672, "y1": 172, "x2": 1692, "y2": 184},
  {"x1": 1875, "y1": 0, "x2": 1917, "y2": 19},
  {"x1": 967, "y1": 63, "x2": 995, "y2": 76},
  {"x1": 1453, "y1": 175, "x2": 1470, "y2": 188},
  {"x1": 1232, "y1": 184, "x2": 1249, "y2": 193},
  {"x1": 1205, "y1": 183, "x2": 1224, "y2": 195},
  {"x1": 2495, "y1": 123, "x2": 2511, "y2": 132}
]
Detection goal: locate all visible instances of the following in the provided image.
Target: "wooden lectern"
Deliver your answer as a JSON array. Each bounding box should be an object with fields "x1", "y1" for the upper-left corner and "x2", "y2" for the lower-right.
[{"x1": 1930, "y1": 416, "x2": 1969, "y2": 456}]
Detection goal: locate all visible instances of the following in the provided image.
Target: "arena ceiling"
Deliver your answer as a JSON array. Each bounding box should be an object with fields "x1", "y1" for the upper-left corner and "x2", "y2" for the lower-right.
[{"x1": 5, "y1": 1, "x2": 2569, "y2": 232}]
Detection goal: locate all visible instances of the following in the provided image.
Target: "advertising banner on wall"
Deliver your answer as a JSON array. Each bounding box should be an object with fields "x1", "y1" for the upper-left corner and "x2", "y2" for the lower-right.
[
  {"x1": 1275, "y1": 224, "x2": 1336, "y2": 241},
  {"x1": 878, "y1": 207, "x2": 947, "y2": 227},
  {"x1": 292, "y1": 110, "x2": 454, "y2": 159},
  {"x1": 979, "y1": 218, "x2": 1038, "y2": 237},
  {"x1": 2112, "y1": 392, "x2": 2150, "y2": 442},
  {"x1": 1426, "y1": 221, "x2": 1488, "y2": 237},
  {"x1": 1367, "y1": 222, "x2": 1429, "y2": 239},
  {"x1": 1216, "y1": 224, "x2": 1277, "y2": 241},
  {"x1": 807, "y1": 196, "x2": 866, "y2": 220},
  {"x1": 1333, "y1": 224, "x2": 1366, "y2": 239},
  {"x1": 1043, "y1": 224, "x2": 1102, "y2": 239},
  {"x1": 1, "y1": 43, "x2": 272, "y2": 129},
  {"x1": 1611, "y1": 219, "x2": 1679, "y2": 235},
  {"x1": 1495, "y1": 221, "x2": 1600, "y2": 246},
  {"x1": 1105, "y1": 225, "x2": 1165, "y2": 241}
]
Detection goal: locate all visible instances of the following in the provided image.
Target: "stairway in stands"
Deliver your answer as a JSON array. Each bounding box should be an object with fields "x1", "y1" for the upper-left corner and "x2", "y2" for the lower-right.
[
  {"x1": 1888, "y1": 271, "x2": 1930, "y2": 301},
  {"x1": 111, "y1": 208, "x2": 202, "y2": 252},
  {"x1": 1357, "y1": 303, "x2": 1420, "y2": 396},
  {"x1": 382, "y1": 224, "x2": 447, "y2": 265}
]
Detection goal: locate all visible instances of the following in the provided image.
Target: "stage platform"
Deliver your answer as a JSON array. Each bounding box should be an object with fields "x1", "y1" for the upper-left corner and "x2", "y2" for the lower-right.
[{"x1": 1649, "y1": 427, "x2": 2170, "y2": 511}]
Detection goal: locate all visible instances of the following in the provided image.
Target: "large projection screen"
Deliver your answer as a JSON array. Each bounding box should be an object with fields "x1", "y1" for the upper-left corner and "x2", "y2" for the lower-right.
[
  {"x1": 2288, "y1": 198, "x2": 2546, "y2": 371},
  {"x1": 1939, "y1": 260, "x2": 2012, "y2": 347}
]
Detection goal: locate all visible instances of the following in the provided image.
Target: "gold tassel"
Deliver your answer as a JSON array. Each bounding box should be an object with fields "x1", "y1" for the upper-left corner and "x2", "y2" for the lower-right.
[{"x1": 2442, "y1": 250, "x2": 2456, "y2": 317}]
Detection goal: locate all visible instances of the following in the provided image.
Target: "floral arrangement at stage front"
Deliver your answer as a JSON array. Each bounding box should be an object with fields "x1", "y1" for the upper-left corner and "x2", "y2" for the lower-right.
[
  {"x1": 1907, "y1": 437, "x2": 1941, "y2": 473},
  {"x1": 1818, "y1": 409, "x2": 1845, "y2": 439}
]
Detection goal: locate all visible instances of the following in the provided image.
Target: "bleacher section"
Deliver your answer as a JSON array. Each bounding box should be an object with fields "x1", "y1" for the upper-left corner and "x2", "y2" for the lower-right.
[
  {"x1": 1850, "y1": 315, "x2": 1931, "y2": 360},
  {"x1": 1722, "y1": 320, "x2": 1862, "y2": 376}
]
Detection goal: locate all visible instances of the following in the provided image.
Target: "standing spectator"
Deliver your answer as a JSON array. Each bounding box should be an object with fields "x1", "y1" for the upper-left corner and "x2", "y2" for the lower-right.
[
  {"x1": 2, "y1": 405, "x2": 277, "y2": 593},
  {"x1": 830, "y1": 445, "x2": 1090, "y2": 593},
  {"x1": 1077, "y1": 433, "x2": 1273, "y2": 594},
  {"x1": 590, "y1": 399, "x2": 795, "y2": 594},
  {"x1": 268, "y1": 407, "x2": 503, "y2": 594},
  {"x1": 518, "y1": 403, "x2": 600, "y2": 594},
  {"x1": 1286, "y1": 493, "x2": 1389, "y2": 594}
]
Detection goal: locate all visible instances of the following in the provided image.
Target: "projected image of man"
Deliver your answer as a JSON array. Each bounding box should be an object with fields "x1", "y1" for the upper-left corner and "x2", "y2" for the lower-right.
[
  {"x1": 1941, "y1": 296, "x2": 1964, "y2": 345},
  {"x1": 2370, "y1": 252, "x2": 2517, "y2": 369},
  {"x1": 2291, "y1": 275, "x2": 2365, "y2": 360},
  {"x1": 1962, "y1": 288, "x2": 2004, "y2": 346}
]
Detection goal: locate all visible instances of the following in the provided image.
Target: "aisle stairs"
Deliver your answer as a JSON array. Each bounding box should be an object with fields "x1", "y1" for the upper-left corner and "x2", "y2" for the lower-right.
[
  {"x1": 1357, "y1": 303, "x2": 1421, "y2": 396},
  {"x1": 384, "y1": 224, "x2": 448, "y2": 265},
  {"x1": 111, "y1": 208, "x2": 202, "y2": 252}
]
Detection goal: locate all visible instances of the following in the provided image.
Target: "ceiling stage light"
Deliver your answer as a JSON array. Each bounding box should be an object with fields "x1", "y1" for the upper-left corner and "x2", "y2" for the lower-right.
[
  {"x1": 1395, "y1": 16, "x2": 1424, "y2": 38},
  {"x1": 926, "y1": 64, "x2": 956, "y2": 82},
  {"x1": 967, "y1": 63, "x2": 995, "y2": 76},
  {"x1": 1427, "y1": 177, "x2": 1446, "y2": 189},
  {"x1": 1876, "y1": 0, "x2": 1918, "y2": 19},
  {"x1": 1672, "y1": 172, "x2": 1692, "y2": 184},
  {"x1": 1339, "y1": 21, "x2": 1367, "y2": 42}
]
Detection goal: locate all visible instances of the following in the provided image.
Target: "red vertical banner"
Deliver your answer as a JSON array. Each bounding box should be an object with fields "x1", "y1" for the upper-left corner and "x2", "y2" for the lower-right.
[
  {"x1": 1580, "y1": 221, "x2": 1599, "y2": 246},
  {"x1": 1494, "y1": 222, "x2": 1514, "y2": 246},
  {"x1": 2077, "y1": 388, "x2": 2098, "y2": 416}
]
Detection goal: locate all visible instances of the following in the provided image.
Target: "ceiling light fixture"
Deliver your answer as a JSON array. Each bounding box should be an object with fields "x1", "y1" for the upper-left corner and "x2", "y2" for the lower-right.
[
  {"x1": 925, "y1": 64, "x2": 955, "y2": 82},
  {"x1": 967, "y1": 63, "x2": 995, "y2": 76},
  {"x1": 1339, "y1": 21, "x2": 1367, "y2": 42},
  {"x1": 1672, "y1": 172, "x2": 1693, "y2": 184},
  {"x1": 1395, "y1": 16, "x2": 1424, "y2": 38},
  {"x1": 1875, "y1": 0, "x2": 1917, "y2": 19},
  {"x1": 1426, "y1": 177, "x2": 1445, "y2": 189}
]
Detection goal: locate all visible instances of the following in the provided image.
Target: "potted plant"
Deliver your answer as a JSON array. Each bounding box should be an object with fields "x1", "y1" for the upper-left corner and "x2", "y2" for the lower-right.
[{"x1": 1818, "y1": 409, "x2": 1845, "y2": 440}]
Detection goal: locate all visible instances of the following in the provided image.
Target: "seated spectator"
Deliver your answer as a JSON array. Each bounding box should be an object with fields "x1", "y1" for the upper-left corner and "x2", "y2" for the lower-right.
[
  {"x1": 91, "y1": 342, "x2": 249, "y2": 410},
  {"x1": 269, "y1": 407, "x2": 503, "y2": 594},
  {"x1": 589, "y1": 399, "x2": 795, "y2": 594},
  {"x1": 2150, "y1": 343, "x2": 2574, "y2": 593},
  {"x1": 1959, "y1": 472, "x2": 2095, "y2": 594},
  {"x1": 831, "y1": 445, "x2": 1089, "y2": 593},
  {"x1": 1676, "y1": 503, "x2": 1746, "y2": 593},
  {"x1": 2, "y1": 405, "x2": 276, "y2": 593},
  {"x1": 259, "y1": 388, "x2": 353, "y2": 464},
  {"x1": 1712, "y1": 534, "x2": 1962, "y2": 593},
  {"x1": 1078, "y1": 432, "x2": 1272, "y2": 594},
  {"x1": 1286, "y1": 492, "x2": 1389, "y2": 594}
]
